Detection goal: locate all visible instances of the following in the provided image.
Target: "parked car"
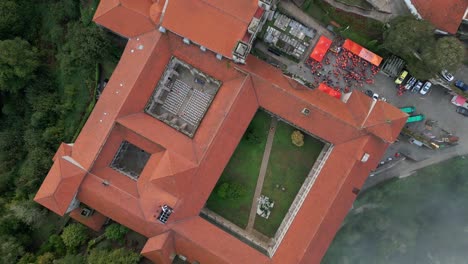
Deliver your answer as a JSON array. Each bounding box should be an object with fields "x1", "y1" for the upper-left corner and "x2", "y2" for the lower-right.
[
  {"x1": 455, "y1": 80, "x2": 468, "y2": 91},
  {"x1": 365, "y1": 89, "x2": 373, "y2": 97},
  {"x1": 441, "y1": 70, "x2": 454, "y2": 82},
  {"x1": 451, "y1": 95, "x2": 468, "y2": 107},
  {"x1": 395, "y1": 70, "x2": 408, "y2": 84},
  {"x1": 411, "y1": 81, "x2": 423, "y2": 93},
  {"x1": 456, "y1": 106, "x2": 468, "y2": 117},
  {"x1": 409, "y1": 138, "x2": 424, "y2": 147},
  {"x1": 419, "y1": 81, "x2": 432, "y2": 95},
  {"x1": 404, "y1": 77, "x2": 416, "y2": 90}
]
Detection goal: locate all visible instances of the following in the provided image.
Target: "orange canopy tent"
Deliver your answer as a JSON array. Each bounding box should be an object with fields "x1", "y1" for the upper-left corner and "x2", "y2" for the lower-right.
[
  {"x1": 309, "y1": 35, "x2": 332, "y2": 62},
  {"x1": 318, "y1": 83, "x2": 341, "y2": 99},
  {"x1": 342, "y1": 39, "x2": 383, "y2": 66}
]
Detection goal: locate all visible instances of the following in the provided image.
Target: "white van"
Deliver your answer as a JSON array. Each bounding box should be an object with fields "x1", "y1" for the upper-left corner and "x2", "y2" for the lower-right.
[{"x1": 409, "y1": 138, "x2": 423, "y2": 147}]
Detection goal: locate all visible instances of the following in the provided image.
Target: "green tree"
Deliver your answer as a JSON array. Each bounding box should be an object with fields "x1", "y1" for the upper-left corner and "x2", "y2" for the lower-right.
[
  {"x1": 58, "y1": 23, "x2": 111, "y2": 76},
  {"x1": 87, "y1": 248, "x2": 140, "y2": 264},
  {"x1": 9, "y1": 200, "x2": 46, "y2": 229},
  {"x1": 383, "y1": 17, "x2": 434, "y2": 59},
  {"x1": 61, "y1": 223, "x2": 89, "y2": 252},
  {"x1": 36, "y1": 252, "x2": 55, "y2": 264},
  {"x1": 382, "y1": 17, "x2": 464, "y2": 79},
  {"x1": 53, "y1": 254, "x2": 85, "y2": 264},
  {"x1": 423, "y1": 37, "x2": 465, "y2": 73},
  {"x1": 18, "y1": 252, "x2": 36, "y2": 264},
  {"x1": 0, "y1": 236, "x2": 25, "y2": 264},
  {"x1": 104, "y1": 223, "x2": 129, "y2": 242},
  {"x1": 0, "y1": 38, "x2": 40, "y2": 93},
  {"x1": 39, "y1": 234, "x2": 66, "y2": 257},
  {"x1": 0, "y1": 1, "x2": 25, "y2": 39}
]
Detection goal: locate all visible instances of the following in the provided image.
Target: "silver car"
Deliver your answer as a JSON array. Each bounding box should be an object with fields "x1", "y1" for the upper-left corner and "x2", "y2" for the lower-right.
[{"x1": 419, "y1": 81, "x2": 432, "y2": 95}]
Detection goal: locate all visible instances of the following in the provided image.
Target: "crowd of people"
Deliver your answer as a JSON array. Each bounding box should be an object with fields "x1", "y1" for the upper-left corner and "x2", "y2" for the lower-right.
[{"x1": 304, "y1": 43, "x2": 380, "y2": 93}]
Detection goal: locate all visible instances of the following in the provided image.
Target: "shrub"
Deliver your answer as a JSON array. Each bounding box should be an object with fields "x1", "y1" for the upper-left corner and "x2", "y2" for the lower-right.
[
  {"x1": 87, "y1": 248, "x2": 140, "y2": 264},
  {"x1": 245, "y1": 127, "x2": 261, "y2": 144},
  {"x1": 104, "y1": 223, "x2": 129, "y2": 242},
  {"x1": 291, "y1": 130, "x2": 304, "y2": 147}
]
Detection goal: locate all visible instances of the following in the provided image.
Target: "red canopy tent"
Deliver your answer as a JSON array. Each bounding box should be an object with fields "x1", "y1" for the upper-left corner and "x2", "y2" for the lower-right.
[
  {"x1": 342, "y1": 39, "x2": 383, "y2": 66},
  {"x1": 309, "y1": 35, "x2": 332, "y2": 62},
  {"x1": 318, "y1": 83, "x2": 341, "y2": 99}
]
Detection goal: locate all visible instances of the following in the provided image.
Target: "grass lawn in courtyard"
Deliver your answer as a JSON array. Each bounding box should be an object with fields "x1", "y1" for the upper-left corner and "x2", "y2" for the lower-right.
[
  {"x1": 206, "y1": 110, "x2": 271, "y2": 228},
  {"x1": 254, "y1": 121, "x2": 324, "y2": 237}
]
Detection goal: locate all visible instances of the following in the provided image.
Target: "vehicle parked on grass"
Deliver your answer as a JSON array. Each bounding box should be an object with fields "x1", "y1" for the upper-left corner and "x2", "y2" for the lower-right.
[
  {"x1": 399, "y1": 106, "x2": 416, "y2": 114},
  {"x1": 404, "y1": 77, "x2": 416, "y2": 90},
  {"x1": 454, "y1": 80, "x2": 468, "y2": 91},
  {"x1": 419, "y1": 81, "x2": 432, "y2": 95},
  {"x1": 456, "y1": 106, "x2": 468, "y2": 117},
  {"x1": 411, "y1": 81, "x2": 423, "y2": 93},
  {"x1": 395, "y1": 70, "x2": 408, "y2": 84},
  {"x1": 441, "y1": 70, "x2": 454, "y2": 82},
  {"x1": 406, "y1": 114, "x2": 425, "y2": 123},
  {"x1": 451, "y1": 95, "x2": 468, "y2": 107}
]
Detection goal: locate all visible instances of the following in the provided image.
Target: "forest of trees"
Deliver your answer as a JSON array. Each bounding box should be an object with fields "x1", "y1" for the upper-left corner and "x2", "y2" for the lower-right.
[{"x1": 0, "y1": 0, "x2": 142, "y2": 263}]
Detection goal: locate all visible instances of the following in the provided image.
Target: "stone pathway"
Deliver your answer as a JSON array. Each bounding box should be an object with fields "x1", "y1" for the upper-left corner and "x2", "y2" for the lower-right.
[{"x1": 246, "y1": 117, "x2": 278, "y2": 231}]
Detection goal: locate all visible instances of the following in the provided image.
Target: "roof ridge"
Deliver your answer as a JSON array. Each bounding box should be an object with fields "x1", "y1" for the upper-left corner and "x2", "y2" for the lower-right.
[
  {"x1": 301, "y1": 136, "x2": 370, "y2": 259},
  {"x1": 93, "y1": 0, "x2": 121, "y2": 21},
  {"x1": 245, "y1": 71, "x2": 360, "y2": 131},
  {"x1": 191, "y1": 74, "x2": 251, "y2": 161},
  {"x1": 198, "y1": 0, "x2": 252, "y2": 24}
]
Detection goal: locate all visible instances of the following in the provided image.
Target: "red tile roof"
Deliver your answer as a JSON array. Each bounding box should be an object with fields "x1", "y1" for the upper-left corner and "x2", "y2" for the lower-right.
[
  {"x1": 34, "y1": 155, "x2": 86, "y2": 216},
  {"x1": 69, "y1": 208, "x2": 108, "y2": 231},
  {"x1": 93, "y1": 0, "x2": 155, "y2": 37},
  {"x1": 37, "y1": 2, "x2": 409, "y2": 263},
  {"x1": 412, "y1": 0, "x2": 468, "y2": 34},
  {"x1": 141, "y1": 231, "x2": 174, "y2": 264},
  {"x1": 161, "y1": 0, "x2": 257, "y2": 58},
  {"x1": 364, "y1": 101, "x2": 408, "y2": 142},
  {"x1": 172, "y1": 217, "x2": 270, "y2": 264}
]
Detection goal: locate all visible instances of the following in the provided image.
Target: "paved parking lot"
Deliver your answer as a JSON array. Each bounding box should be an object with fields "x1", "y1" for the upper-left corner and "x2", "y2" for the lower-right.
[{"x1": 362, "y1": 69, "x2": 468, "y2": 188}]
